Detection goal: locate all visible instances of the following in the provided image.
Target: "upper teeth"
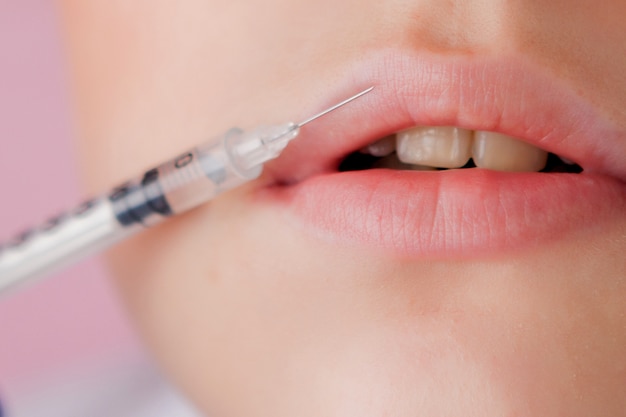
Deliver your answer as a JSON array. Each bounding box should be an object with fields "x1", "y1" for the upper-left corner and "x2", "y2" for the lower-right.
[
  {"x1": 365, "y1": 127, "x2": 549, "y2": 172},
  {"x1": 397, "y1": 127, "x2": 473, "y2": 168},
  {"x1": 473, "y1": 131, "x2": 548, "y2": 172}
]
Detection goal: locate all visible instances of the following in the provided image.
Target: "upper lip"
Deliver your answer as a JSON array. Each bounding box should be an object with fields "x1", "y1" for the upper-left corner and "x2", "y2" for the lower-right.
[{"x1": 265, "y1": 50, "x2": 626, "y2": 184}]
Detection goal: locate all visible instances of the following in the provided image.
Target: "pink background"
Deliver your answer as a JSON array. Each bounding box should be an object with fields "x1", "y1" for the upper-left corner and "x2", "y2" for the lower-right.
[{"x1": 0, "y1": 0, "x2": 142, "y2": 394}]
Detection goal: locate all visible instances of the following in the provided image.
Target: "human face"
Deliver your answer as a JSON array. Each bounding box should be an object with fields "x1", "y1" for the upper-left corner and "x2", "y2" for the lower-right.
[{"x1": 60, "y1": 1, "x2": 626, "y2": 416}]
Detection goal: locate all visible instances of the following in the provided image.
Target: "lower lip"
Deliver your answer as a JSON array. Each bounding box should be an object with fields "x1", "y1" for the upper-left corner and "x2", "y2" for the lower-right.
[{"x1": 259, "y1": 169, "x2": 626, "y2": 258}]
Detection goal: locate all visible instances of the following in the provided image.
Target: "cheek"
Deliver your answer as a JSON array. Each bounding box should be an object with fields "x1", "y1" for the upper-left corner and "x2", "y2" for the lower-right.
[{"x1": 106, "y1": 191, "x2": 626, "y2": 416}]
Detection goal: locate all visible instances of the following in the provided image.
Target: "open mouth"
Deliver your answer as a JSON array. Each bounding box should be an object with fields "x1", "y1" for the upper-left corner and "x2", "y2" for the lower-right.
[
  {"x1": 340, "y1": 129, "x2": 583, "y2": 174},
  {"x1": 258, "y1": 52, "x2": 626, "y2": 259}
]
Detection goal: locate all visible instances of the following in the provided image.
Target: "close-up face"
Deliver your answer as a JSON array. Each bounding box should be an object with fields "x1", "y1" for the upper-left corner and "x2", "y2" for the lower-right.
[{"x1": 59, "y1": 1, "x2": 626, "y2": 416}]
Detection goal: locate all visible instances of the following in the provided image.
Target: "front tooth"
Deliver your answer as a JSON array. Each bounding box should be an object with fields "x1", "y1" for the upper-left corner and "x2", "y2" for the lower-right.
[
  {"x1": 396, "y1": 126, "x2": 472, "y2": 168},
  {"x1": 473, "y1": 131, "x2": 548, "y2": 172}
]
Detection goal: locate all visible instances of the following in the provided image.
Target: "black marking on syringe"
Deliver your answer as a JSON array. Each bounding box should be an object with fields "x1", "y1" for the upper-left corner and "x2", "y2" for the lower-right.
[
  {"x1": 142, "y1": 169, "x2": 173, "y2": 216},
  {"x1": 74, "y1": 199, "x2": 97, "y2": 216},
  {"x1": 109, "y1": 170, "x2": 173, "y2": 227},
  {"x1": 127, "y1": 184, "x2": 154, "y2": 225},
  {"x1": 109, "y1": 184, "x2": 135, "y2": 226},
  {"x1": 175, "y1": 153, "x2": 194, "y2": 169},
  {"x1": 40, "y1": 213, "x2": 68, "y2": 232},
  {"x1": 0, "y1": 211, "x2": 70, "y2": 255},
  {"x1": 4, "y1": 229, "x2": 35, "y2": 250}
]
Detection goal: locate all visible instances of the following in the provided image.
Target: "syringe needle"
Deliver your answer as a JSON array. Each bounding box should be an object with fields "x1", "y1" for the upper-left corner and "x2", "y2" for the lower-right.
[
  {"x1": 296, "y1": 86, "x2": 374, "y2": 128},
  {"x1": 0, "y1": 86, "x2": 375, "y2": 291}
]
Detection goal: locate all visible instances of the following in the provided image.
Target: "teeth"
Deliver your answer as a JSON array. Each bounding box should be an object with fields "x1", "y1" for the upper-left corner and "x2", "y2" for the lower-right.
[
  {"x1": 472, "y1": 131, "x2": 548, "y2": 172},
  {"x1": 396, "y1": 126, "x2": 472, "y2": 168},
  {"x1": 359, "y1": 127, "x2": 565, "y2": 173},
  {"x1": 360, "y1": 136, "x2": 396, "y2": 157}
]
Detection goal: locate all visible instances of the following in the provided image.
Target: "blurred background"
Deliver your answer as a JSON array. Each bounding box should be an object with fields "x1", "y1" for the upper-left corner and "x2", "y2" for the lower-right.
[{"x1": 0, "y1": 0, "x2": 162, "y2": 414}]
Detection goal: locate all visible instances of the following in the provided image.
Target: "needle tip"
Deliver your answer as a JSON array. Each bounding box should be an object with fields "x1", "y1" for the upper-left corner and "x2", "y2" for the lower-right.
[{"x1": 297, "y1": 86, "x2": 375, "y2": 128}]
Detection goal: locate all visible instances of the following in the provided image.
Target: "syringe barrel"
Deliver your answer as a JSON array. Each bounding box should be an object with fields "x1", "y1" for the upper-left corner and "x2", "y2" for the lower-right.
[
  {"x1": 0, "y1": 198, "x2": 137, "y2": 290},
  {"x1": 0, "y1": 128, "x2": 263, "y2": 292},
  {"x1": 0, "y1": 86, "x2": 371, "y2": 292},
  {"x1": 110, "y1": 128, "x2": 261, "y2": 225}
]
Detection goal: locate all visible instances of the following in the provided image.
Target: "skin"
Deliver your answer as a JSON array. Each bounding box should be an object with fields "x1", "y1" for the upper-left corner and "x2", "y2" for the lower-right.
[{"x1": 59, "y1": 1, "x2": 626, "y2": 416}]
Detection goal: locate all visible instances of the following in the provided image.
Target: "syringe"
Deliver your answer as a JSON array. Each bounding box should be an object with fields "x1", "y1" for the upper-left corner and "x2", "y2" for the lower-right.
[{"x1": 0, "y1": 87, "x2": 373, "y2": 293}]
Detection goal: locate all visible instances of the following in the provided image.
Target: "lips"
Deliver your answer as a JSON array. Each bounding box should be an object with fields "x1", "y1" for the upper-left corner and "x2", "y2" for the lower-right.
[{"x1": 256, "y1": 51, "x2": 626, "y2": 258}]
